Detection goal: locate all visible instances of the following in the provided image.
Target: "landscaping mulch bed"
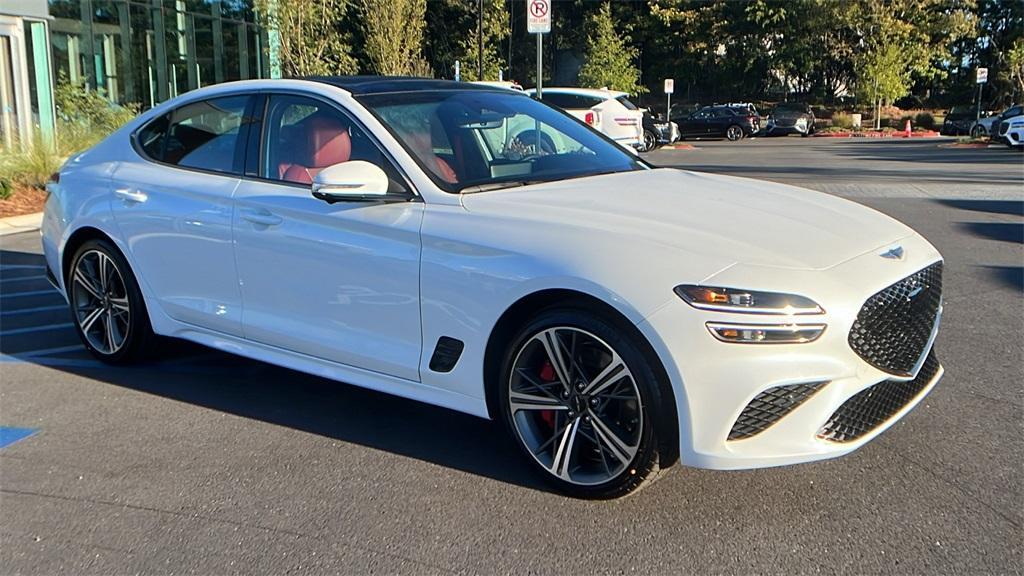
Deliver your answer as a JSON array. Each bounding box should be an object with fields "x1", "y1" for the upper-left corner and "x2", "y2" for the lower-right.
[{"x1": 0, "y1": 185, "x2": 47, "y2": 218}]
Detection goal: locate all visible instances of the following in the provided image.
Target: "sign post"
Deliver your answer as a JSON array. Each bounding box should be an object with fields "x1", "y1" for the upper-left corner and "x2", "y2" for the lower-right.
[
  {"x1": 664, "y1": 78, "x2": 674, "y2": 121},
  {"x1": 975, "y1": 67, "x2": 988, "y2": 127},
  {"x1": 527, "y1": 0, "x2": 551, "y2": 99}
]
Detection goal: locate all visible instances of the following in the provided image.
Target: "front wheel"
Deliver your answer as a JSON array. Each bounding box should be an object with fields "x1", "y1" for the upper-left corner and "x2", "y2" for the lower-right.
[
  {"x1": 498, "y1": 308, "x2": 665, "y2": 499},
  {"x1": 971, "y1": 125, "x2": 986, "y2": 139},
  {"x1": 726, "y1": 125, "x2": 744, "y2": 141},
  {"x1": 68, "y1": 239, "x2": 155, "y2": 364}
]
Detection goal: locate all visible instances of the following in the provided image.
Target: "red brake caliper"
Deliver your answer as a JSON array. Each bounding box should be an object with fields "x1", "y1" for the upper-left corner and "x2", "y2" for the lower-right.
[{"x1": 538, "y1": 361, "x2": 557, "y2": 429}]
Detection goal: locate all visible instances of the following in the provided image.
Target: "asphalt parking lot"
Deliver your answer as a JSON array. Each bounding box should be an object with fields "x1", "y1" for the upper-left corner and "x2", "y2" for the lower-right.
[{"x1": 2, "y1": 137, "x2": 1022, "y2": 574}]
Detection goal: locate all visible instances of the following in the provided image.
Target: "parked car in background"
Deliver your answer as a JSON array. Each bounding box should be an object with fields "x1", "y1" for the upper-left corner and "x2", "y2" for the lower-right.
[
  {"x1": 970, "y1": 112, "x2": 999, "y2": 138},
  {"x1": 940, "y1": 105, "x2": 977, "y2": 136},
  {"x1": 671, "y1": 105, "x2": 759, "y2": 141},
  {"x1": 471, "y1": 81, "x2": 524, "y2": 92},
  {"x1": 999, "y1": 114, "x2": 1024, "y2": 149},
  {"x1": 764, "y1": 102, "x2": 815, "y2": 137},
  {"x1": 640, "y1": 110, "x2": 679, "y2": 152},
  {"x1": 528, "y1": 87, "x2": 644, "y2": 149},
  {"x1": 991, "y1": 104, "x2": 1023, "y2": 143}
]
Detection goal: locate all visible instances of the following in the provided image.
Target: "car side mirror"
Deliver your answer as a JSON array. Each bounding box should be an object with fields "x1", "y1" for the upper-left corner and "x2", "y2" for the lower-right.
[{"x1": 311, "y1": 161, "x2": 391, "y2": 203}]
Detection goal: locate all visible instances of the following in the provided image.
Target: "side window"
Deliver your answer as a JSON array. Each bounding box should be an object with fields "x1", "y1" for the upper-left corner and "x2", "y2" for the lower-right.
[
  {"x1": 163, "y1": 95, "x2": 250, "y2": 174},
  {"x1": 262, "y1": 94, "x2": 407, "y2": 192},
  {"x1": 581, "y1": 96, "x2": 605, "y2": 109},
  {"x1": 136, "y1": 114, "x2": 169, "y2": 160},
  {"x1": 541, "y1": 93, "x2": 572, "y2": 109}
]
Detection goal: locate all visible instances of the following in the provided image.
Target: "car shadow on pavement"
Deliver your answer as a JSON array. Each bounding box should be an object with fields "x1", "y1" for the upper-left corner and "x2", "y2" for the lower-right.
[
  {"x1": 936, "y1": 199, "x2": 1024, "y2": 217},
  {"x1": 981, "y1": 265, "x2": 1024, "y2": 292},
  {"x1": 1, "y1": 246, "x2": 549, "y2": 493},
  {"x1": 956, "y1": 222, "x2": 1024, "y2": 244}
]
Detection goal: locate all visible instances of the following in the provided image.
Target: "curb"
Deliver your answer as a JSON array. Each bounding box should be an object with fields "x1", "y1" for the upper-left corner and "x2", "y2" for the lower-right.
[
  {"x1": 0, "y1": 212, "x2": 43, "y2": 237},
  {"x1": 660, "y1": 143, "x2": 697, "y2": 150},
  {"x1": 812, "y1": 131, "x2": 941, "y2": 138}
]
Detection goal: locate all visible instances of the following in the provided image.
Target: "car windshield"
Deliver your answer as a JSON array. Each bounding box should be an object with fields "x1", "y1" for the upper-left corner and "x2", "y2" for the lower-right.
[
  {"x1": 358, "y1": 90, "x2": 644, "y2": 193},
  {"x1": 772, "y1": 103, "x2": 807, "y2": 113}
]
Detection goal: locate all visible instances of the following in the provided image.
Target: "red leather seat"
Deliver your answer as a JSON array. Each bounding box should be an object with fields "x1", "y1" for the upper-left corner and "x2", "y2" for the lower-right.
[{"x1": 279, "y1": 114, "x2": 352, "y2": 185}]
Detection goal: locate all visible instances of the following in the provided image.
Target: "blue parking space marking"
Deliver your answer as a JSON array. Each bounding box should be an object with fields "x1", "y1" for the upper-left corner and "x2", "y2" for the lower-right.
[{"x1": 0, "y1": 427, "x2": 39, "y2": 449}]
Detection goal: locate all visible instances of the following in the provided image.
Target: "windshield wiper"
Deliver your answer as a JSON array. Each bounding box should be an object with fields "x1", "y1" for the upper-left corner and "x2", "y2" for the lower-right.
[{"x1": 460, "y1": 180, "x2": 544, "y2": 194}]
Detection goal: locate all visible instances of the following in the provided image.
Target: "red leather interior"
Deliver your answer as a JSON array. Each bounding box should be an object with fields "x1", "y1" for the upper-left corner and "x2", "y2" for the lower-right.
[
  {"x1": 434, "y1": 156, "x2": 458, "y2": 183},
  {"x1": 279, "y1": 114, "x2": 352, "y2": 185}
]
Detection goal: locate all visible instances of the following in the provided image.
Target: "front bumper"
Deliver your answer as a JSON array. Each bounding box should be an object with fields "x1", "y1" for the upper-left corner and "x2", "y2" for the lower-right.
[
  {"x1": 1005, "y1": 127, "x2": 1024, "y2": 147},
  {"x1": 639, "y1": 233, "x2": 943, "y2": 470},
  {"x1": 764, "y1": 122, "x2": 810, "y2": 135}
]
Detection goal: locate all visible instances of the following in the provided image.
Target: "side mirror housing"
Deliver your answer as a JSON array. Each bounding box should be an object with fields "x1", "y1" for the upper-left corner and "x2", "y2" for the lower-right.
[{"x1": 311, "y1": 161, "x2": 392, "y2": 203}]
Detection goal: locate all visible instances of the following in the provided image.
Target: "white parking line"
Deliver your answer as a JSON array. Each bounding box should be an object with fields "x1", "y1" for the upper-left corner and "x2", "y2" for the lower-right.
[
  {"x1": 0, "y1": 289, "x2": 59, "y2": 299},
  {"x1": 1, "y1": 304, "x2": 69, "y2": 316},
  {"x1": 0, "y1": 322, "x2": 74, "y2": 336},
  {"x1": 16, "y1": 344, "x2": 84, "y2": 357},
  {"x1": 0, "y1": 275, "x2": 47, "y2": 284}
]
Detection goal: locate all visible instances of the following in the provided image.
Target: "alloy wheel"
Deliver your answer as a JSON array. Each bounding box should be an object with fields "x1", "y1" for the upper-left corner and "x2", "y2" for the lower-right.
[
  {"x1": 71, "y1": 249, "x2": 131, "y2": 355},
  {"x1": 727, "y1": 125, "x2": 743, "y2": 141},
  {"x1": 507, "y1": 327, "x2": 644, "y2": 486},
  {"x1": 642, "y1": 131, "x2": 657, "y2": 152}
]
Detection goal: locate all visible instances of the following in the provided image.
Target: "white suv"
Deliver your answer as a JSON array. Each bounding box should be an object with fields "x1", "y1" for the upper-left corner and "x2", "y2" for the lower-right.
[
  {"x1": 527, "y1": 87, "x2": 644, "y2": 149},
  {"x1": 1002, "y1": 114, "x2": 1024, "y2": 149}
]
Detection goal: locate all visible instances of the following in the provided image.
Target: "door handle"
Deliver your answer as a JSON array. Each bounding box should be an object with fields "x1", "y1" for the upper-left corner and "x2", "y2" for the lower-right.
[
  {"x1": 240, "y1": 209, "x2": 283, "y2": 227},
  {"x1": 113, "y1": 188, "x2": 148, "y2": 203}
]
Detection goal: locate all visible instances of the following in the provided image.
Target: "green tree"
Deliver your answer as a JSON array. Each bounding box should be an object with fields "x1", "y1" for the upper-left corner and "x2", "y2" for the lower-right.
[
  {"x1": 361, "y1": 0, "x2": 432, "y2": 76},
  {"x1": 578, "y1": 2, "x2": 646, "y2": 94},
  {"x1": 1005, "y1": 38, "x2": 1024, "y2": 99},
  {"x1": 255, "y1": 0, "x2": 358, "y2": 76},
  {"x1": 425, "y1": 0, "x2": 510, "y2": 81}
]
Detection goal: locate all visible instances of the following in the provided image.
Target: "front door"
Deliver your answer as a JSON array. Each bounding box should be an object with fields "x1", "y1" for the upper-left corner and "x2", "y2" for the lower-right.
[{"x1": 232, "y1": 93, "x2": 424, "y2": 381}]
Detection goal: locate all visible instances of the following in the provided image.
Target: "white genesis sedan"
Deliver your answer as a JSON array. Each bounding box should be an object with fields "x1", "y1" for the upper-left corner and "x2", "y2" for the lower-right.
[{"x1": 42, "y1": 77, "x2": 943, "y2": 499}]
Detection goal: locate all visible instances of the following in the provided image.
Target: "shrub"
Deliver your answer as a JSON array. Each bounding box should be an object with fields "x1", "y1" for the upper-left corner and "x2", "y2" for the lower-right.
[
  {"x1": 831, "y1": 113, "x2": 855, "y2": 129},
  {"x1": 914, "y1": 112, "x2": 936, "y2": 130},
  {"x1": 0, "y1": 77, "x2": 138, "y2": 194}
]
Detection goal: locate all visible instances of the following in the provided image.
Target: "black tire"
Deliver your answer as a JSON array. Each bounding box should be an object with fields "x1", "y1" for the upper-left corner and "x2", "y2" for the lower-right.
[
  {"x1": 67, "y1": 239, "x2": 156, "y2": 364},
  {"x1": 641, "y1": 130, "x2": 658, "y2": 152},
  {"x1": 497, "y1": 306, "x2": 666, "y2": 499},
  {"x1": 725, "y1": 125, "x2": 744, "y2": 141},
  {"x1": 971, "y1": 125, "x2": 986, "y2": 139}
]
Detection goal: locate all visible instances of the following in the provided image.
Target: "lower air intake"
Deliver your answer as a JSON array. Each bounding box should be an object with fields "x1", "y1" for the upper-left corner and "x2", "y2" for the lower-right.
[
  {"x1": 728, "y1": 381, "x2": 827, "y2": 441},
  {"x1": 818, "y1": 350, "x2": 940, "y2": 443}
]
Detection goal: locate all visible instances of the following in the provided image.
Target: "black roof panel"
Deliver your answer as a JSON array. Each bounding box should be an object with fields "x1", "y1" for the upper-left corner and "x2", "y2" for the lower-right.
[{"x1": 302, "y1": 76, "x2": 509, "y2": 95}]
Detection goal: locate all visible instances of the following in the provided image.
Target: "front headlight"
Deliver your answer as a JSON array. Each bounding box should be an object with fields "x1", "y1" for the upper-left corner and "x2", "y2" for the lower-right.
[{"x1": 674, "y1": 285, "x2": 824, "y2": 315}]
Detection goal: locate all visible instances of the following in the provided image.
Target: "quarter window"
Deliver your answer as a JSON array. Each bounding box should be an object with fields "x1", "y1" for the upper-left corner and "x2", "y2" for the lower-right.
[{"x1": 162, "y1": 95, "x2": 250, "y2": 174}]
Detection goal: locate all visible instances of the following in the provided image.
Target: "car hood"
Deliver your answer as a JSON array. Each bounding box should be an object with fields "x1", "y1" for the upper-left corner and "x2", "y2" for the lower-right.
[{"x1": 461, "y1": 168, "x2": 913, "y2": 271}]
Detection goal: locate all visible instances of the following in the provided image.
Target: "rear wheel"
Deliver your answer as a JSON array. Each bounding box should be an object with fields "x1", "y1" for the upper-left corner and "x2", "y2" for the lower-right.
[
  {"x1": 498, "y1": 307, "x2": 664, "y2": 499},
  {"x1": 726, "y1": 125, "x2": 744, "y2": 141},
  {"x1": 68, "y1": 239, "x2": 155, "y2": 364},
  {"x1": 971, "y1": 125, "x2": 986, "y2": 139},
  {"x1": 640, "y1": 130, "x2": 658, "y2": 152}
]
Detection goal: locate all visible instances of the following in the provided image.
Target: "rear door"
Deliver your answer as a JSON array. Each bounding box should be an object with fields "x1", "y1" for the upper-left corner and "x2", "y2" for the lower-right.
[{"x1": 111, "y1": 94, "x2": 254, "y2": 336}]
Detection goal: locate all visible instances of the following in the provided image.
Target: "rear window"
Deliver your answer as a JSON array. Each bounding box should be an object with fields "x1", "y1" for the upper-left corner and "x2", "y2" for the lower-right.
[
  {"x1": 615, "y1": 95, "x2": 639, "y2": 110},
  {"x1": 135, "y1": 95, "x2": 251, "y2": 175}
]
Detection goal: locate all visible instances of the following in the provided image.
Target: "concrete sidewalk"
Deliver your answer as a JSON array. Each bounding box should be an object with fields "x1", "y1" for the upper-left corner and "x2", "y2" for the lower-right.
[{"x1": 0, "y1": 212, "x2": 42, "y2": 236}]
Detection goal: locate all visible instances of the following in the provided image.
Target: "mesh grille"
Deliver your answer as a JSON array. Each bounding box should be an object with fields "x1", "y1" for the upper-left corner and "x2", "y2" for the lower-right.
[
  {"x1": 849, "y1": 262, "x2": 942, "y2": 376},
  {"x1": 728, "y1": 381, "x2": 827, "y2": 440},
  {"x1": 818, "y1": 350, "x2": 940, "y2": 443}
]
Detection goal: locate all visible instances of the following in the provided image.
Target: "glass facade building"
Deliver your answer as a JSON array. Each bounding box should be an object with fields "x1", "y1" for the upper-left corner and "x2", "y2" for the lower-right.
[
  {"x1": 49, "y1": 0, "x2": 270, "y2": 109},
  {"x1": 1, "y1": 0, "x2": 272, "y2": 149}
]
